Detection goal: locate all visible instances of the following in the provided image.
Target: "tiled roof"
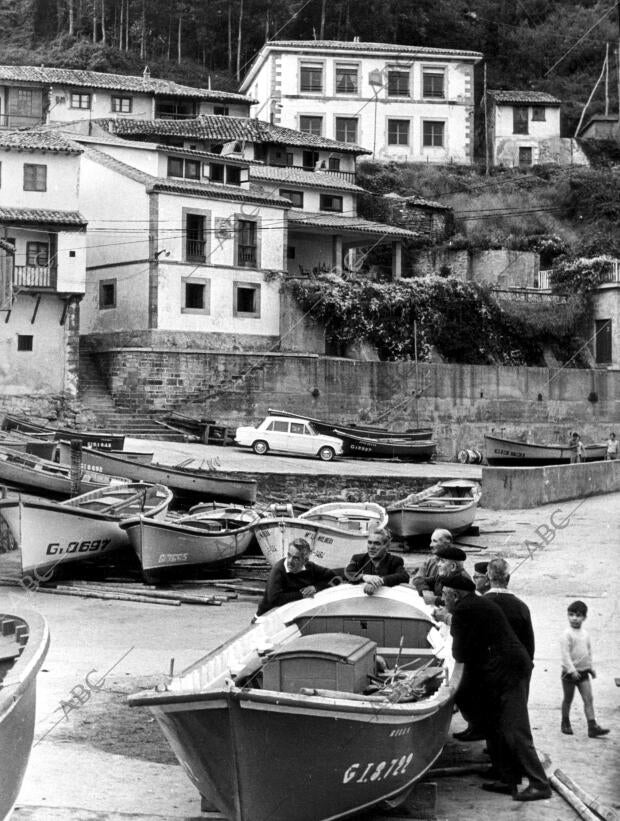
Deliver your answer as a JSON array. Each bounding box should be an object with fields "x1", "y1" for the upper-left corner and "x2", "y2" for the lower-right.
[
  {"x1": 0, "y1": 64, "x2": 253, "y2": 102},
  {"x1": 100, "y1": 116, "x2": 371, "y2": 154},
  {"x1": 264, "y1": 40, "x2": 483, "y2": 58},
  {"x1": 0, "y1": 207, "x2": 86, "y2": 226},
  {"x1": 287, "y1": 211, "x2": 419, "y2": 239},
  {"x1": 487, "y1": 90, "x2": 561, "y2": 105},
  {"x1": 0, "y1": 238, "x2": 15, "y2": 252},
  {"x1": 384, "y1": 192, "x2": 451, "y2": 211},
  {"x1": 83, "y1": 145, "x2": 291, "y2": 207},
  {"x1": 249, "y1": 164, "x2": 363, "y2": 192},
  {"x1": 0, "y1": 130, "x2": 82, "y2": 154},
  {"x1": 157, "y1": 145, "x2": 248, "y2": 164}
]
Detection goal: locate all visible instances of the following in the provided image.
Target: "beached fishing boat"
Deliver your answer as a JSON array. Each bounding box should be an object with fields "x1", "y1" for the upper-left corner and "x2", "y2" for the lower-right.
[
  {"x1": 254, "y1": 502, "x2": 388, "y2": 569},
  {"x1": 387, "y1": 480, "x2": 481, "y2": 538},
  {"x1": 128, "y1": 584, "x2": 460, "y2": 821},
  {"x1": 334, "y1": 430, "x2": 436, "y2": 461},
  {"x1": 56, "y1": 440, "x2": 153, "y2": 466},
  {"x1": 0, "y1": 483, "x2": 173, "y2": 577},
  {"x1": 268, "y1": 408, "x2": 432, "y2": 441},
  {"x1": 0, "y1": 609, "x2": 50, "y2": 821},
  {"x1": 0, "y1": 445, "x2": 115, "y2": 499},
  {"x1": 120, "y1": 503, "x2": 260, "y2": 583},
  {"x1": 2, "y1": 413, "x2": 125, "y2": 451},
  {"x1": 57, "y1": 447, "x2": 257, "y2": 506},
  {"x1": 0, "y1": 430, "x2": 57, "y2": 461},
  {"x1": 484, "y1": 434, "x2": 607, "y2": 466}
]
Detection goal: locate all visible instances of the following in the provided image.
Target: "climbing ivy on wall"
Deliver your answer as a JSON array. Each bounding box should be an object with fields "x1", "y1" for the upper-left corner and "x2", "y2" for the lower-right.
[{"x1": 287, "y1": 275, "x2": 544, "y2": 365}]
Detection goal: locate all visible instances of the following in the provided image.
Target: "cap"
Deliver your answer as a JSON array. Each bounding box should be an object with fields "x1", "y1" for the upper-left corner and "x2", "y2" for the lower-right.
[
  {"x1": 442, "y1": 574, "x2": 475, "y2": 592},
  {"x1": 436, "y1": 545, "x2": 467, "y2": 561},
  {"x1": 474, "y1": 561, "x2": 489, "y2": 574}
]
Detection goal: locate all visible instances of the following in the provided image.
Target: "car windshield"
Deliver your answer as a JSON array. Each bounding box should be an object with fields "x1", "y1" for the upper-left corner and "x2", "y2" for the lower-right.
[{"x1": 307, "y1": 423, "x2": 318, "y2": 435}]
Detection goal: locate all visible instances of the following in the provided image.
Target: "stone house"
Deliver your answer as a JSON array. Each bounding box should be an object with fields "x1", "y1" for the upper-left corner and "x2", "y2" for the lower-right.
[
  {"x1": 484, "y1": 89, "x2": 588, "y2": 167},
  {"x1": 240, "y1": 40, "x2": 482, "y2": 165},
  {"x1": 0, "y1": 65, "x2": 252, "y2": 130},
  {"x1": 0, "y1": 131, "x2": 87, "y2": 398}
]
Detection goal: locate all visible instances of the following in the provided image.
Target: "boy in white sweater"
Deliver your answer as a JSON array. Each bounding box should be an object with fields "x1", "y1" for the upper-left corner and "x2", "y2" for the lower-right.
[{"x1": 560, "y1": 600, "x2": 609, "y2": 737}]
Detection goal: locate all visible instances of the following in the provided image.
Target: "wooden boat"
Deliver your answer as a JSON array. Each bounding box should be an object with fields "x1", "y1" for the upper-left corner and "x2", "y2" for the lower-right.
[
  {"x1": 0, "y1": 445, "x2": 116, "y2": 499},
  {"x1": 2, "y1": 413, "x2": 125, "y2": 451},
  {"x1": 120, "y1": 503, "x2": 260, "y2": 583},
  {"x1": 128, "y1": 584, "x2": 461, "y2": 821},
  {"x1": 268, "y1": 408, "x2": 432, "y2": 441},
  {"x1": 57, "y1": 446, "x2": 257, "y2": 506},
  {"x1": 485, "y1": 434, "x2": 608, "y2": 466},
  {"x1": 387, "y1": 480, "x2": 482, "y2": 538},
  {"x1": 0, "y1": 431, "x2": 57, "y2": 461},
  {"x1": 254, "y1": 501, "x2": 388, "y2": 568},
  {"x1": 56, "y1": 440, "x2": 153, "y2": 466},
  {"x1": 0, "y1": 609, "x2": 50, "y2": 821},
  {"x1": 0, "y1": 483, "x2": 173, "y2": 577},
  {"x1": 334, "y1": 430, "x2": 436, "y2": 461}
]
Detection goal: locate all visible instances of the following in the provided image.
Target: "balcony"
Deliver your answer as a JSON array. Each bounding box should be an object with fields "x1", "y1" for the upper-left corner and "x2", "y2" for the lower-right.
[
  {"x1": 599, "y1": 260, "x2": 620, "y2": 284},
  {"x1": 0, "y1": 113, "x2": 45, "y2": 130},
  {"x1": 237, "y1": 244, "x2": 257, "y2": 267},
  {"x1": 186, "y1": 239, "x2": 206, "y2": 262},
  {"x1": 13, "y1": 265, "x2": 57, "y2": 289}
]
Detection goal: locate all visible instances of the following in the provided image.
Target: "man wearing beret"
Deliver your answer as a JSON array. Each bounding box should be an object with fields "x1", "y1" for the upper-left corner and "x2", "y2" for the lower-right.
[
  {"x1": 409, "y1": 528, "x2": 452, "y2": 596},
  {"x1": 443, "y1": 574, "x2": 551, "y2": 802},
  {"x1": 345, "y1": 528, "x2": 409, "y2": 595}
]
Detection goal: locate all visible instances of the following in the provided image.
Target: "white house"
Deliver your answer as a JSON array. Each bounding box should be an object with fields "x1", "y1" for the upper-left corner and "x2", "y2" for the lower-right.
[
  {"x1": 239, "y1": 40, "x2": 483, "y2": 165},
  {"x1": 0, "y1": 65, "x2": 253, "y2": 130},
  {"x1": 485, "y1": 89, "x2": 588, "y2": 167},
  {"x1": 0, "y1": 131, "x2": 87, "y2": 397}
]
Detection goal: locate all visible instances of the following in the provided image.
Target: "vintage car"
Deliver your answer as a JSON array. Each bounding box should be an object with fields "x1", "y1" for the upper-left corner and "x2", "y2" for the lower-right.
[{"x1": 234, "y1": 416, "x2": 344, "y2": 461}]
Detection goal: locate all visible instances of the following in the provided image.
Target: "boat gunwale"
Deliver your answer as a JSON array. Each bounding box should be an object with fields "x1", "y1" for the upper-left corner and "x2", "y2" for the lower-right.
[
  {"x1": 120, "y1": 512, "x2": 258, "y2": 537},
  {"x1": 0, "y1": 610, "x2": 50, "y2": 720}
]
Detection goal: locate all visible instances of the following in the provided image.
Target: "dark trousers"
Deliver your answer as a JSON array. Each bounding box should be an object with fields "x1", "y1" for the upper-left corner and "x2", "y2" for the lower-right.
[
  {"x1": 455, "y1": 664, "x2": 485, "y2": 730},
  {"x1": 485, "y1": 675, "x2": 548, "y2": 789}
]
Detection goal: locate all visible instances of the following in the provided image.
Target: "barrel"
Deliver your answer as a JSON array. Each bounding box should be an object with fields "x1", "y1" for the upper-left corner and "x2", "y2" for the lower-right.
[{"x1": 457, "y1": 448, "x2": 483, "y2": 464}]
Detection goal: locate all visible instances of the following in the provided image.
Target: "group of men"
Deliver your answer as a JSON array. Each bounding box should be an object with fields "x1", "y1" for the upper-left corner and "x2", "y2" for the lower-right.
[{"x1": 256, "y1": 526, "x2": 551, "y2": 802}]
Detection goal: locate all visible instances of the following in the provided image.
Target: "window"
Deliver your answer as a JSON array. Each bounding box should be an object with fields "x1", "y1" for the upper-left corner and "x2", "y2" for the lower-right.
[
  {"x1": 237, "y1": 220, "x2": 258, "y2": 267},
  {"x1": 209, "y1": 163, "x2": 225, "y2": 183},
  {"x1": 234, "y1": 282, "x2": 261, "y2": 317},
  {"x1": 14, "y1": 88, "x2": 34, "y2": 115},
  {"x1": 513, "y1": 107, "x2": 529, "y2": 135},
  {"x1": 287, "y1": 246, "x2": 296, "y2": 259},
  {"x1": 17, "y1": 335, "x2": 33, "y2": 352},
  {"x1": 290, "y1": 422, "x2": 306, "y2": 434},
  {"x1": 182, "y1": 278, "x2": 210, "y2": 313},
  {"x1": 186, "y1": 213, "x2": 206, "y2": 262},
  {"x1": 156, "y1": 99, "x2": 197, "y2": 119},
  {"x1": 300, "y1": 63, "x2": 323, "y2": 93},
  {"x1": 320, "y1": 194, "x2": 343, "y2": 212},
  {"x1": 422, "y1": 121, "x2": 445, "y2": 147},
  {"x1": 387, "y1": 68, "x2": 410, "y2": 96},
  {"x1": 335, "y1": 117, "x2": 358, "y2": 144},
  {"x1": 387, "y1": 119, "x2": 410, "y2": 145},
  {"x1": 518, "y1": 146, "x2": 533, "y2": 166},
  {"x1": 168, "y1": 157, "x2": 200, "y2": 179},
  {"x1": 532, "y1": 106, "x2": 546, "y2": 121},
  {"x1": 214, "y1": 105, "x2": 230, "y2": 115},
  {"x1": 328, "y1": 157, "x2": 341, "y2": 171},
  {"x1": 286, "y1": 152, "x2": 294, "y2": 166},
  {"x1": 335, "y1": 64, "x2": 358, "y2": 94},
  {"x1": 280, "y1": 189, "x2": 304, "y2": 208},
  {"x1": 302, "y1": 150, "x2": 319, "y2": 169},
  {"x1": 595, "y1": 319, "x2": 612, "y2": 364},
  {"x1": 226, "y1": 165, "x2": 241, "y2": 186},
  {"x1": 112, "y1": 96, "x2": 132, "y2": 113},
  {"x1": 23, "y1": 163, "x2": 47, "y2": 191},
  {"x1": 70, "y1": 92, "x2": 91, "y2": 109},
  {"x1": 299, "y1": 115, "x2": 323, "y2": 136},
  {"x1": 26, "y1": 242, "x2": 49, "y2": 267},
  {"x1": 266, "y1": 420, "x2": 288, "y2": 432},
  {"x1": 99, "y1": 279, "x2": 116, "y2": 309},
  {"x1": 422, "y1": 70, "x2": 445, "y2": 98}
]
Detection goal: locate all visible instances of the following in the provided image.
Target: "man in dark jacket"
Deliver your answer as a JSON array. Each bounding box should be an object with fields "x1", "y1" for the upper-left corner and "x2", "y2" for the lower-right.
[
  {"x1": 345, "y1": 528, "x2": 408, "y2": 594},
  {"x1": 443, "y1": 574, "x2": 551, "y2": 802},
  {"x1": 256, "y1": 538, "x2": 336, "y2": 616},
  {"x1": 485, "y1": 557, "x2": 535, "y2": 661}
]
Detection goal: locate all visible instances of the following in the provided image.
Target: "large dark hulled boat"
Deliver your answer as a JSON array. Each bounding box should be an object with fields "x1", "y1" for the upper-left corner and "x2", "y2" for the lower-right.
[
  {"x1": 268, "y1": 408, "x2": 432, "y2": 441},
  {"x1": 0, "y1": 610, "x2": 50, "y2": 821},
  {"x1": 129, "y1": 586, "x2": 460, "y2": 821}
]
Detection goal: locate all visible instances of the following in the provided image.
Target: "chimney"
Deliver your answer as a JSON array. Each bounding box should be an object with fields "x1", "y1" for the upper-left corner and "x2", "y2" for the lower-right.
[{"x1": 143, "y1": 65, "x2": 151, "y2": 80}]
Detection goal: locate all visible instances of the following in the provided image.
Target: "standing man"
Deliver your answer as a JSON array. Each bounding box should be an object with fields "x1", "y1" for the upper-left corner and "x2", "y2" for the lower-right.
[
  {"x1": 256, "y1": 538, "x2": 336, "y2": 616},
  {"x1": 409, "y1": 528, "x2": 452, "y2": 596},
  {"x1": 485, "y1": 558, "x2": 535, "y2": 662},
  {"x1": 443, "y1": 574, "x2": 551, "y2": 802},
  {"x1": 345, "y1": 528, "x2": 409, "y2": 595}
]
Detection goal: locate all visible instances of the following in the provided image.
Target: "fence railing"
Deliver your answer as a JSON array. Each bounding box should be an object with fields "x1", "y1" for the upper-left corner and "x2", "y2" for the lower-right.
[
  {"x1": 0, "y1": 113, "x2": 45, "y2": 129},
  {"x1": 13, "y1": 265, "x2": 56, "y2": 289},
  {"x1": 536, "y1": 261, "x2": 620, "y2": 289}
]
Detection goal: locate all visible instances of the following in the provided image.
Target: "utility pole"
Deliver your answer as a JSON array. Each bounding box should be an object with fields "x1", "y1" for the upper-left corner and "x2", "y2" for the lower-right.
[{"x1": 484, "y1": 62, "x2": 490, "y2": 175}]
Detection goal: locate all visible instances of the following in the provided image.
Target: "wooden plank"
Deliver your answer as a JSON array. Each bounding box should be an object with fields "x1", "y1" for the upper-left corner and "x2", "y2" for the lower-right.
[{"x1": 554, "y1": 769, "x2": 619, "y2": 821}]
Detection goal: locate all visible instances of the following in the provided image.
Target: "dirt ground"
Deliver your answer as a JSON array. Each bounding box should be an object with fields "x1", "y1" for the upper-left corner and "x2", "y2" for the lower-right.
[{"x1": 4, "y1": 483, "x2": 620, "y2": 820}]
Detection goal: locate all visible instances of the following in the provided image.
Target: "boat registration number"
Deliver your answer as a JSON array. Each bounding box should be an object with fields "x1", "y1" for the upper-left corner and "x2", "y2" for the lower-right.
[
  {"x1": 342, "y1": 753, "x2": 414, "y2": 784},
  {"x1": 158, "y1": 553, "x2": 189, "y2": 564},
  {"x1": 46, "y1": 539, "x2": 112, "y2": 555}
]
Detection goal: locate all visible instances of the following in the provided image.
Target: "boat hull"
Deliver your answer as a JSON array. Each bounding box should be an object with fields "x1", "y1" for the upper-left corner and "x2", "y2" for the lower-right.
[
  {"x1": 121, "y1": 516, "x2": 253, "y2": 582},
  {"x1": 485, "y1": 435, "x2": 607, "y2": 466},
  {"x1": 58, "y1": 448, "x2": 257, "y2": 506},
  {"x1": 0, "y1": 446, "x2": 108, "y2": 498},
  {"x1": 334, "y1": 431, "x2": 436, "y2": 461},
  {"x1": 151, "y1": 690, "x2": 452, "y2": 821},
  {"x1": 2, "y1": 413, "x2": 124, "y2": 451},
  {"x1": 267, "y1": 408, "x2": 432, "y2": 441},
  {"x1": 0, "y1": 611, "x2": 50, "y2": 821},
  {"x1": 387, "y1": 503, "x2": 477, "y2": 537}
]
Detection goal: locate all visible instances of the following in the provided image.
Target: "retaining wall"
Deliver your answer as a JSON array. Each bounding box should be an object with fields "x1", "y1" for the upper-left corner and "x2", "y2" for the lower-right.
[{"x1": 482, "y1": 460, "x2": 620, "y2": 509}]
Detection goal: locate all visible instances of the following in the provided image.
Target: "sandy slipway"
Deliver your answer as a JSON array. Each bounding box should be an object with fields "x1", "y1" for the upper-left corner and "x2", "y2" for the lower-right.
[{"x1": 5, "y1": 471, "x2": 619, "y2": 820}]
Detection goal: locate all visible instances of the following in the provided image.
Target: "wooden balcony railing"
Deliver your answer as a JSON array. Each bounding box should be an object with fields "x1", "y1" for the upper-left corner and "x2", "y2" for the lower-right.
[
  {"x1": 13, "y1": 265, "x2": 56, "y2": 289},
  {"x1": 186, "y1": 239, "x2": 206, "y2": 262},
  {"x1": 0, "y1": 113, "x2": 45, "y2": 129},
  {"x1": 238, "y1": 244, "x2": 257, "y2": 266}
]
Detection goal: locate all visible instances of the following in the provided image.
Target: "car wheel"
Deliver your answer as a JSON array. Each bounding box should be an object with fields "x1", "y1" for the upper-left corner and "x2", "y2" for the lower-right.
[
  {"x1": 318, "y1": 446, "x2": 335, "y2": 462},
  {"x1": 252, "y1": 440, "x2": 269, "y2": 455}
]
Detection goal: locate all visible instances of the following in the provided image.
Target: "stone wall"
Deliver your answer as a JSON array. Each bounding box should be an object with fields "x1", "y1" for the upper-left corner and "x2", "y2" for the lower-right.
[{"x1": 412, "y1": 248, "x2": 539, "y2": 287}]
